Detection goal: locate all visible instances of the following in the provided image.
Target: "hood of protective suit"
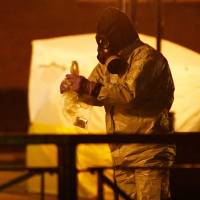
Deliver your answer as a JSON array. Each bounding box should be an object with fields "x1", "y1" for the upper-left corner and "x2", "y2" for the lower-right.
[{"x1": 96, "y1": 7, "x2": 138, "y2": 52}]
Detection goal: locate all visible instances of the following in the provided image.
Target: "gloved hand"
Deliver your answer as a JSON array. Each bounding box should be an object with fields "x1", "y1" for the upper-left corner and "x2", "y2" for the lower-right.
[
  {"x1": 60, "y1": 74, "x2": 102, "y2": 97},
  {"x1": 60, "y1": 77, "x2": 73, "y2": 94},
  {"x1": 60, "y1": 74, "x2": 82, "y2": 94}
]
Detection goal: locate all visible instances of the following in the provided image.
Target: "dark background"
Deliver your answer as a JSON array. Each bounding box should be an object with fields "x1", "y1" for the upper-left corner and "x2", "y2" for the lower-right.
[{"x1": 0, "y1": 1, "x2": 200, "y2": 199}]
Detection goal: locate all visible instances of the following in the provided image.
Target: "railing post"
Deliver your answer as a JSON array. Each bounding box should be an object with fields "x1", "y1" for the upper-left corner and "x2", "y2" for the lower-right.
[
  {"x1": 97, "y1": 169, "x2": 104, "y2": 200},
  {"x1": 40, "y1": 172, "x2": 45, "y2": 200},
  {"x1": 114, "y1": 173, "x2": 119, "y2": 200},
  {"x1": 57, "y1": 142, "x2": 77, "y2": 200}
]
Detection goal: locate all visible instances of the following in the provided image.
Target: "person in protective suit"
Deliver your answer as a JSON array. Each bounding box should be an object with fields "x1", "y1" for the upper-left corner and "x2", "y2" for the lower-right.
[{"x1": 60, "y1": 7, "x2": 175, "y2": 200}]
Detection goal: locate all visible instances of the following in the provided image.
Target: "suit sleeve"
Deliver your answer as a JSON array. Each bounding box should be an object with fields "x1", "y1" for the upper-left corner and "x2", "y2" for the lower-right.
[{"x1": 78, "y1": 63, "x2": 105, "y2": 106}]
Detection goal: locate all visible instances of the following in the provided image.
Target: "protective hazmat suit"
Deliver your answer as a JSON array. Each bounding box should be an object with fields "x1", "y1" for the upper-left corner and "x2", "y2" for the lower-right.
[{"x1": 60, "y1": 7, "x2": 175, "y2": 200}]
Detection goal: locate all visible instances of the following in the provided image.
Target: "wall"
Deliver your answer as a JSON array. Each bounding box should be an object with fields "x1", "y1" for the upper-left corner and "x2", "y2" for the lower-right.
[{"x1": 135, "y1": 1, "x2": 200, "y2": 53}]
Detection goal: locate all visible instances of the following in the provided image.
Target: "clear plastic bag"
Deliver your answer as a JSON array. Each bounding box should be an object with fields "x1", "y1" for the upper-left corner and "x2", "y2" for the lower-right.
[{"x1": 61, "y1": 61, "x2": 91, "y2": 129}]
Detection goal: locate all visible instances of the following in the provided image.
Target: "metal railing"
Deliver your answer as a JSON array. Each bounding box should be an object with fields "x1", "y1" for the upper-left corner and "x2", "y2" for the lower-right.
[
  {"x1": 0, "y1": 166, "x2": 57, "y2": 200},
  {"x1": 0, "y1": 133, "x2": 200, "y2": 200}
]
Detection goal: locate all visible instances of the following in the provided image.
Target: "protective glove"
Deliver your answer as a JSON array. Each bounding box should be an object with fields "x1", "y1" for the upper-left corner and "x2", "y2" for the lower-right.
[{"x1": 60, "y1": 74, "x2": 102, "y2": 97}]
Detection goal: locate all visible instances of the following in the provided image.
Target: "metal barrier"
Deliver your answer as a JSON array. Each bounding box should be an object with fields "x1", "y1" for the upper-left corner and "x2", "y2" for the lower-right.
[
  {"x1": 0, "y1": 166, "x2": 57, "y2": 200},
  {"x1": 0, "y1": 133, "x2": 200, "y2": 200}
]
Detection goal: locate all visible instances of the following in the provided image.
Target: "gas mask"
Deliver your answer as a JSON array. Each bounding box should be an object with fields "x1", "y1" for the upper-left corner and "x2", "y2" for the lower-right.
[{"x1": 96, "y1": 35, "x2": 128, "y2": 75}]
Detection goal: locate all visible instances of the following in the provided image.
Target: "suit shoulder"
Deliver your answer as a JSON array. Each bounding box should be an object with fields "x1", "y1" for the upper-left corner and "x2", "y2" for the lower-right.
[{"x1": 133, "y1": 42, "x2": 166, "y2": 62}]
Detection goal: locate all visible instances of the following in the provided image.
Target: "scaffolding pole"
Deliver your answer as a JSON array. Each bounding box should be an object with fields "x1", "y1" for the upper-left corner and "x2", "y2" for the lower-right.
[{"x1": 156, "y1": 0, "x2": 163, "y2": 52}]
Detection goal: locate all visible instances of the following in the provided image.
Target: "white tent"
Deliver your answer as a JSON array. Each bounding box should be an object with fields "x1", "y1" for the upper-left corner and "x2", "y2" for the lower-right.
[{"x1": 27, "y1": 33, "x2": 200, "y2": 199}]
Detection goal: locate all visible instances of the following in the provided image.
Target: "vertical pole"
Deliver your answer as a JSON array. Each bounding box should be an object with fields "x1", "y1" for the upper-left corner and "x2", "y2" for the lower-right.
[
  {"x1": 114, "y1": 172, "x2": 119, "y2": 200},
  {"x1": 118, "y1": 0, "x2": 122, "y2": 11},
  {"x1": 126, "y1": 0, "x2": 133, "y2": 20},
  {"x1": 97, "y1": 169, "x2": 104, "y2": 200},
  {"x1": 40, "y1": 172, "x2": 45, "y2": 200},
  {"x1": 57, "y1": 143, "x2": 77, "y2": 200},
  {"x1": 119, "y1": 0, "x2": 137, "y2": 25},
  {"x1": 156, "y1": 0, "x2": 162, "y2": 52},
  {"x1": 131, "y1": 0, "x2": 138, "y2": 26},
  {"x1": 118, "y1": 0, "x2": 126, "y2": 12}
]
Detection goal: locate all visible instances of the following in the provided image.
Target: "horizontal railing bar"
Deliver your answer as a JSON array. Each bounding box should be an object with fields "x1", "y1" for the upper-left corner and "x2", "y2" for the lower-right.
[
  {"x1": 0, "y1": 166, "x2": 58, "y2": 172},
  {"x1": 0, "y1": 133, "x2": 199, "y2": 145},
  {"x1": 78, "y1": 163, "x2": 200, "y2": 173},
  {"x1": 0, "y1": 164, "x2": 200, "y2": 173}
]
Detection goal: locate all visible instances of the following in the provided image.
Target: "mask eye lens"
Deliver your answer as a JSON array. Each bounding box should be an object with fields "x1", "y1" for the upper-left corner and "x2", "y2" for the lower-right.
[
  {"x1": 96, "y1": 35, "x2": 109, "y2": 49},
  {"x1": 98, "y1": 38, "x2": 103, "y2": 45}
]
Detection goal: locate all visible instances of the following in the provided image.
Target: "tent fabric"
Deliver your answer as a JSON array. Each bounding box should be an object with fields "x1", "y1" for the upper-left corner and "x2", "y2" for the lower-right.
[{"x1": 27, "y1": 33, "x2": 200, "y2": 198}]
